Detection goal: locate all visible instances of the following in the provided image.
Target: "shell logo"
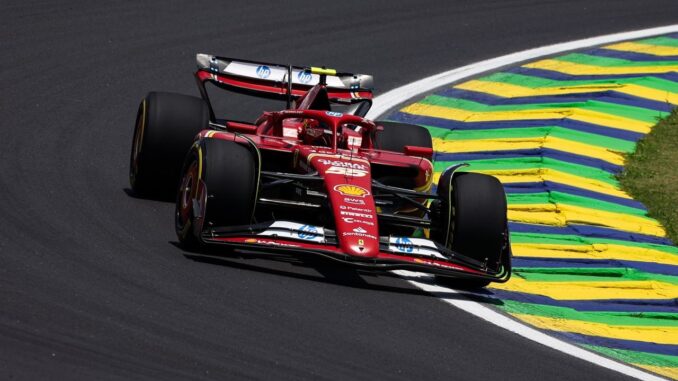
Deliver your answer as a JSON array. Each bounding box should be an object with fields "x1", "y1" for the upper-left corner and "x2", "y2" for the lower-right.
[{"x1": 334, "y1": 184, "x2": 370, "y2": 198}]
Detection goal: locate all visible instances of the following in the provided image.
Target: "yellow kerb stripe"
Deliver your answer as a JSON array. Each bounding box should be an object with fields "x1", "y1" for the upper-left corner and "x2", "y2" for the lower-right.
[
  {"x1": 633, "y1": 364, "x2": 678, "y2": 380},
  {"x1": 455, "y1": 80, "x2": 678, "y2": 105},
  {"x1": 432, "y1": 136, "x2": 626, "y2": 165},
  {"x1": 490, "y1": 276, "x2": 678, "y2": 300},
  {"x1": 402, "y1": 103, "x2": 652, "y2": 133},
  {"x1": 525, "y1": 59, "x2": 678, "y2": 76},
  {"x1": 512, "y1": 313, "x2": 678, "y2": 345},
  {"x1": 432, "y1": 169, "x2": 632, "y2": 200},
  {"x1": 603, "y1": 41, "x2": 678, "y2": 57},
  {"x1": 508, "y1": 203, "x2": 665, "y2": 237},
  {"x1": 511, "y1": 243, "x2": 678, "y2": 267}
]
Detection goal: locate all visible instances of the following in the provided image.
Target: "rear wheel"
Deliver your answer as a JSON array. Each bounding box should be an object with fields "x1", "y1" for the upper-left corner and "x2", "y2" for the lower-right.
[
  {"x1": 433, "y1": 171, "x2": 508, "y2": 288},
  {"x1": 374, "y1": 121, "x2": 432, "y2": 152},
  {"x1": 175, "y1": 138, "x2": 258, "y2": 248},
  {"x1": 374, "y1": 121, "x2": 433, "y2": 236},
  {"x1": 129, "y1": 91, "x2": 209, "y2": 199}
]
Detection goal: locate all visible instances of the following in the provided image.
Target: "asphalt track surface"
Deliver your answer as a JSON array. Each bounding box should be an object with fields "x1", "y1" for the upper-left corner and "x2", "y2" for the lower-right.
[{"x1": 2, "y1": 1, "x2": 678, "y2": 380}]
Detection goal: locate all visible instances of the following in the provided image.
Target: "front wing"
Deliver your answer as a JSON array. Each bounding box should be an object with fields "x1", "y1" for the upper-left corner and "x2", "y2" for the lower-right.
[{"x1": 200, "y1": 221, "x2": 511, "y2": 283}]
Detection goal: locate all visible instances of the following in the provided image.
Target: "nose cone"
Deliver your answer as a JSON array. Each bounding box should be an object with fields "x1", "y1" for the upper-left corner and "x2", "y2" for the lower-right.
[
  {"x1": 333, "y1": 191, "x2": 380, "y2": 257},
  {"x1": 307, "y1": 154, "x2": 380, "y2": 257}
]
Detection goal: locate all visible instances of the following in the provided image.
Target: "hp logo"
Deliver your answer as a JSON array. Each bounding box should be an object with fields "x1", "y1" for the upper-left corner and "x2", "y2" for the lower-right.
[{"x1": 256, "y1": 65, "x2": 271, "y2": 79}]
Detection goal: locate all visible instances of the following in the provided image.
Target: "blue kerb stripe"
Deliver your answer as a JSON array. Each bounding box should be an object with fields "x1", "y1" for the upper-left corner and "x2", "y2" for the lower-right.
[
  {"x1": 509, "y1": 222, "x2": 673, "y2": 246},
  {"x1": 488, "y1": 288, "x2": 678, "y2": 313},
  {"x1": 435, "y1": 149, "x2": 623, "y2": 174},
  {"x1": 589, "y1": 47, "x2": 678, "y2": 62},
  {"x1": 543, "y1": 329, "x2": 678, "y2": 357},
  {"x1": 504, "y1": 182, "x2": 646, "y2": 210},
  {"x1": 435, "y1": 88, "x2": 674, "y2": 112},
  {"x1": 504, "y1": 66, "x2": 678, "y2": 82},
  {"x1": 388, "y1": 111, "x2": 644, "y2": 142},
  {"x1": 512, "y1": 258, "x2": 678, "y2": 277}
]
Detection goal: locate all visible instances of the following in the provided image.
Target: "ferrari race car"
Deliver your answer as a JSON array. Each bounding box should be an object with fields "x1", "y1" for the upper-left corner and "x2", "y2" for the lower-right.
[{"x1": 129, "y1": 54, "x2": 511, "y2": 287}]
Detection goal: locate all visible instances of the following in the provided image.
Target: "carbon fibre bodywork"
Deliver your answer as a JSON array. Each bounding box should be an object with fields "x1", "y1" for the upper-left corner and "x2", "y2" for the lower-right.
[{"x1": 178, "y1": 55, "x2": 511, "y2": 283}]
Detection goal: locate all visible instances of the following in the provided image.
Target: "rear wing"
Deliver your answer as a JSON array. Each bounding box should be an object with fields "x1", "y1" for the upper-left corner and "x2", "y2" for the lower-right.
[{"x1": 195, "y1": 54, "x2": 374, "y2": 103}]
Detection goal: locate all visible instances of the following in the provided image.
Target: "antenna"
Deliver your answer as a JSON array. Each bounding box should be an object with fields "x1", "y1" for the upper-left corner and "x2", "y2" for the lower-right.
[{"x1": 286, "y1": 64, "x2": 293, "y2": 109}]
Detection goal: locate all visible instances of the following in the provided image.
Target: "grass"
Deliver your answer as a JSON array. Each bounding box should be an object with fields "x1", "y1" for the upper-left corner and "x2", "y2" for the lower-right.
[{"x1": 619, "y1": 109, "x2": 678, "y2": 244}]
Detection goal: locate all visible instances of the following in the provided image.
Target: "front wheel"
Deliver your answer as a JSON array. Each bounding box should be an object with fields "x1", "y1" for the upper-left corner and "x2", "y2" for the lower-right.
[
  {"x1": 432, "y1": 171, "x2": 510, "y2": 288},
  {"x1": 175, "y1": 138, "x2": 258, "y2": 248}
]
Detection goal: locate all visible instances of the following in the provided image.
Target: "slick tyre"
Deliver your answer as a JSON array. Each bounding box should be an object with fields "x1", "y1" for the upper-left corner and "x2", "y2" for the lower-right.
[
  {"x1": 175, "y1": 139, "x2": 258, "y2": 248},
  {"x1": 374, "y1": 121, "x2": 432, "y2": 152},
  {"x1": 129, "y1": 91, "x2": 209, "y2": 199},
  {"x1": 434, "y1": 172, "x2": 508, "y2": 288}
]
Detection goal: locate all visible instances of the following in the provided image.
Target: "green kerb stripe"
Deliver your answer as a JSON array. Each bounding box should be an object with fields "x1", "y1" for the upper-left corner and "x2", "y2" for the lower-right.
[
  {"x1": 498, "y1": 299, "x2": 678, "y2": 327},
  {"x1": 554, "y1": 53, "x2": 678, "y2": 67},
  {"x1": 506, "y1": 191, "x2": 647, "y2": 216},
  {"x1": 582, "y1": 344, "x2": 678, "y2": 367},
  {"x1": 419, "y1": 124, "x2": 635, "y2": 152},
  {"x1": 433, "y1": 158, "x2": 618, "y2": 186},
  {"x1": 509, "y1": 232, "x2": 678, "y2": 255},
  {"x1": 635, "y1": 36, "x2": 678, "y2": 48},
  {"x1": 472, "y1": 72, "x2": 678, "y2": 94},
  {"x1": 512, "y1": 267, "x2": 678, "y2": 285},
  {"x1": 418, "y1": 95, "x2": 664, "y2": 123}
]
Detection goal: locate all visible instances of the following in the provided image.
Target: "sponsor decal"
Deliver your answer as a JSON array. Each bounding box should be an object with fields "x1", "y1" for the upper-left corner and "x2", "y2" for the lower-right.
[
  {"x1": 255, "y1": 239, "x2": 299, "y2": 248},
  {"x1": 344, "y1": 197, "x2": 365, "y2": 205},
  {"x1": 259, "y1": 221, "x2": 325, "y2": 243},
  {"x1": 394, "y1": 236, "x2": 414, "y2": 253},
  {"x1": 317, "y1": 159, "x2": 367, "y2": 170},
  {"x1": 342, "y1": 232, "x2": 377, "y2": 240},
  {"x1": 334, "y1": 184, "x2": 370, "y2": 197},
  {"x1": 388, "y1": 236, "x2": 446, "y2": 259},
  {"x1": 353, "y1": 226, "x2": 367, "y2": 233},
  {"x1": 340, "y1": 211, "x2": 373, "y2": 219},
  {"x1": 297, "y1": 224, "x2": 319, "y2": 240},
  {"x1": 347, "y1": 206, "x2": 372, "y2": 213},
  {"x1": 256, "y1": 65, "x2": 271, "y2": 79},
  {"x1": 341, "y1": 217, "x2": 375, "y2": 226},
  {"x1": 325, "y1": 111, "x2": 343, "y2": 117},
  {"x1": 326, "y1": 166, "x2": 368, "y2": 177},
  {"x1": 297, "y1": 70, "x2": 312, "y2": 84}
]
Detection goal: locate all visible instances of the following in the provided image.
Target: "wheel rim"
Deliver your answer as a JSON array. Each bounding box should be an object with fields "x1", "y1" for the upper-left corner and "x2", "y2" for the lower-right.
[{"x1": 176, "y1": 159, "x2": 199, "y2": 235}]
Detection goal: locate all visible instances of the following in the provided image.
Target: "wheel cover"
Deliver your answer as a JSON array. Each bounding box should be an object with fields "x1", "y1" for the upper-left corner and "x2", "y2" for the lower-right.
[{"x1": 129, "y1": 101, "x2": 146, "y2": 185}]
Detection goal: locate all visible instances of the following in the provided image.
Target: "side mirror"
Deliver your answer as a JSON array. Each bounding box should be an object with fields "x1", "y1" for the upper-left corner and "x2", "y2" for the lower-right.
[{"x1": 404, "y1": 145, "x2": 433, "y2": 159}]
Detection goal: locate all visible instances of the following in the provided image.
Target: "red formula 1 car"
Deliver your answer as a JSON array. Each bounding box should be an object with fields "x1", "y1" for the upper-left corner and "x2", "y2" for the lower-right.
[{"x1": 129, "y1": 54, "x2": 511, "y2": 287}]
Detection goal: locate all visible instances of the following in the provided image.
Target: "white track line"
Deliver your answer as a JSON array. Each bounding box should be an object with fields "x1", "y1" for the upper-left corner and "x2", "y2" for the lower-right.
[
  {"x1": 367, "y1": 24, "x2": 678, "y2": 119},
  {"x1": 374, "y1": 24, "x2": 678, "y2": 381}
]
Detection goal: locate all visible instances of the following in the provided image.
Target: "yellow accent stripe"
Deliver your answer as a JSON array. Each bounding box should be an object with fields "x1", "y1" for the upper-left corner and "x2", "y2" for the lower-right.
[
  {"x1": 604, "y1": 41, "x2": 678, "y2": 57},
  {"x1": 525, "y1": 59, "x2": 678, "y2": 75},
  {"x1": 490, "y1": 276, "x2": 678, "y2": 301},
  {"x1": 512, "y1": 313, "x2": 678, "y2": 345},
  {"x1": 455, "y1": 80, "x2": 678, "y2": 105},
  {"x1": 402, "y1": 103, "x2": 652, "y2": 134},
  {"x1": 508, "y1": 203, "x2": 665, "y2": 237},
  {"x1": 634, "y1": 364, "x2": 678, "y2": 380},
  {"x1": 432, "y1": 169, "x2": 632, "y2": 200},
  {"x1": 432, "y1": 136, "x2": 626, "y2": 165},
  {"x1": 310, "y1": 67, "x2": 337, "y2": 76},
  {"x1": 197, "y1": 146, "x2": 203, "y2": 180},
  {"x1": 512, "y1": 243, "x2": 678, "y2": 267}
]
